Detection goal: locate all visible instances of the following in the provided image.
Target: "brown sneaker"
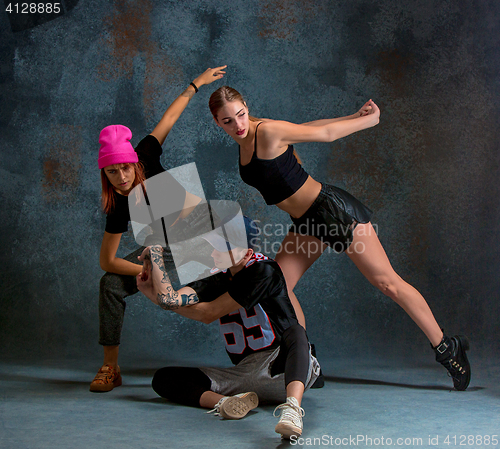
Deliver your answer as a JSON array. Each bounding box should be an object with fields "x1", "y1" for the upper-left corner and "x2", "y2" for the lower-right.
[{"x1": 90, "y1": 364, "x2": 122, "y2": 392}]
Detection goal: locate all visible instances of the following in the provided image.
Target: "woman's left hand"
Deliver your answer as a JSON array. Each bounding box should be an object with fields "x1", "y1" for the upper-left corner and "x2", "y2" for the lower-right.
[
  {"x1": 193, "y1": 65, "x2": 227, "y2": 88},
  {"x1": 357, "y1": 100, "x2": 380, "y2": 127},
  {"x1": 357, "y1": 100, "x2": 371, "y2": 116},
  {"x1": 357, "y1": 99, "x2": 379, "y2": 117}
]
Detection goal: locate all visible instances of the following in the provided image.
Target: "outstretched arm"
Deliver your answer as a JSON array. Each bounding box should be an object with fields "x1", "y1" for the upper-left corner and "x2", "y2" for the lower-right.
[
  {"x1": 259, "y1": 100, "x2": 380, "y2": 150},
  {"x1": 150, "y1": 66, "x2": 227, "y2": 145},
  {"x1": 136, "y1": 246, "x2": 200, "y2": 309},
  {"x1": 301, "y1": 100, "x2": 375, "y2": 126}
]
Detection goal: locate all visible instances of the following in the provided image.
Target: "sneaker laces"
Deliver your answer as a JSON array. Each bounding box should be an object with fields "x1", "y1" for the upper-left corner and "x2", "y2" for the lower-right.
[
  {"x1": 273, "y1": 401, "x2": 305, "y2": 426},
  {"x1": 206, "y1": 397, "x2": 227, "y2": 416},
  {"x1": 92, "y1": 365, "x2": 118, "y2": 384}
]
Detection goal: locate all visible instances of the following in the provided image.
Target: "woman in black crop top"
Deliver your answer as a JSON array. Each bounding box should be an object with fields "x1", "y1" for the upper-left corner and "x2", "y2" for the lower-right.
[
  {"x1": 90, "y1": 66, "x2": 227, "y2": 393},
  {"x1": 208, "y1": 86, "x2": 470, "y2": 391}
]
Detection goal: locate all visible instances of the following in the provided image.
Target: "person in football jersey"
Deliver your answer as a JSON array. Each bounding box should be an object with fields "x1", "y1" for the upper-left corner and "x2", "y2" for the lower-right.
[{"x1": 136, "y1": 215, "x2": 320, "y2": 439}]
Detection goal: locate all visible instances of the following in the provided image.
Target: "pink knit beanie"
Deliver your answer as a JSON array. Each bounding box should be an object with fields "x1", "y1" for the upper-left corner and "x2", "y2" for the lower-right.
[{"x1": 98, "y1": 125, "x2": 139, "y2": 169}]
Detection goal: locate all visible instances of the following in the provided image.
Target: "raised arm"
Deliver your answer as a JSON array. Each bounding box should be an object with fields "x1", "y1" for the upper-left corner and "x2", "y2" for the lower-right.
[
  {"x1": 136, "y1": 245, "x2": 200, "y2": 309},
  {"x1": 259, "y1": 99, "x2": 380, "y2": 150},
  {"x1": 150, "y1": 66, "x2": 227, "y2": 145}
]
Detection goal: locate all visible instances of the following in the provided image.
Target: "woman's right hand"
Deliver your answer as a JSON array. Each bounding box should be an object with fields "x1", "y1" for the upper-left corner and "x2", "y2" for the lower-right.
[{"x1": 192, "y1": 65, "x2": 227, "y2": 87}]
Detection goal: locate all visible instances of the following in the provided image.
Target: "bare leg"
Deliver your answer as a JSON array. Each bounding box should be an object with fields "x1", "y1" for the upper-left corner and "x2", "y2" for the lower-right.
[
  {"x1": 275, "y1": 232, "x2": 327, "y2": 329},
  {"x1": 103, "y1": 345, "x2": 119, "y2": 369},
  {"x1": 275, "y1": 381, "x2": 306, "y2": 439},
  {"x1": 286, "y1": 381, "x2": 305, "y2": 406},
  {"x1": 90, "y1": 345, "x2": 122, "y2": 392},
  {"x1": 346, "y1": 223, "x2": 443, "y2": 346},
  {"x1": 200, "y1": 391, "x2": 224, "y2": 409}
]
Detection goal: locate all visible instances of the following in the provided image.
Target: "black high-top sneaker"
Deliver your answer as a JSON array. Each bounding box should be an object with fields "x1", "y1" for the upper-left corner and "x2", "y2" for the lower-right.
[
  {"x1": 432, "y1": 335, "x2": 471, "y2": 391},
  {"x1": 310, "y1": 344, "x2": 324, "y2": 389}
]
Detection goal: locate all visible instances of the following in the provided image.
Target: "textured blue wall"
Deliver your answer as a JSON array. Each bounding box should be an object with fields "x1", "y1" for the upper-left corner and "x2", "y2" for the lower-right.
[{"x1": 1, "y1": 0, "x2": 499, "y2": 364}]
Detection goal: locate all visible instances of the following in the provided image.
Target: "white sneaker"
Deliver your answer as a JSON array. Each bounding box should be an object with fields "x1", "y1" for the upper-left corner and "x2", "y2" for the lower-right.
[
  {"x1": 207, "y1": 392, "x2": 259, "y2": 419},
  {"x1": 274, "y1": 397, "x2": 305, "y2": 439}
]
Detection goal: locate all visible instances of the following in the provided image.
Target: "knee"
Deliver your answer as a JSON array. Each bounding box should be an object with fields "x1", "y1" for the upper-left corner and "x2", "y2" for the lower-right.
[
  {"x1": 100, "y1": 271, "x2": 136, "y2": 296},
  {"x1": 152, "y1": 367, "x2": 175, "y2": 399},
  {"x1": 100, "y1": 271, "x2": 118, "y2": 289},
  {"x1": 373, "y1": 276, "x2": 402, "y2": 301},
  {"x1": 282, "y1": 324, "x2": 308, "y2": 348},
  {"x1": 152, "y1": 367, "x2": 211, "y2": 406}
]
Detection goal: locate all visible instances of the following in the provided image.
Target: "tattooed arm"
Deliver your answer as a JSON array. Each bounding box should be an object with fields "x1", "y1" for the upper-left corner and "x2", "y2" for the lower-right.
[
  {"x1": 173, "y1": 292, "x2": 242, "y2": 324},
  {"x1": 136, "y1": 245, "x2": 199, "y2": 310},
  {"x1": 136, "y1": 245, "x2": 243, "y2": 322},
  {"x1": 150, "y1": 66, "x2": 226, "y2": 145}
]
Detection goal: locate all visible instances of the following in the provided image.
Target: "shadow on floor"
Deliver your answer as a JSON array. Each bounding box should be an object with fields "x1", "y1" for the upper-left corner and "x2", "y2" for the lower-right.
[
  {"x1": 325, "y1": 375, "x2": 484, "y2": 391},
  {"x1": 0, "y1": 369, "x2": 485, "y2": 393},
  {"x1": 0, "y1": 372, "x2": 89, "y2": 388}
]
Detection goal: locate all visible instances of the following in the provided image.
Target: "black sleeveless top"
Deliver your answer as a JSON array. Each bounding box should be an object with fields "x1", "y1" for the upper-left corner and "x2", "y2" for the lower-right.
[
  {"x1": 239, "y1": 123, "x2": 309, "y2": 205},
  {"x1": 105, "y1": 135, "x2": 186, "y2": 233}
]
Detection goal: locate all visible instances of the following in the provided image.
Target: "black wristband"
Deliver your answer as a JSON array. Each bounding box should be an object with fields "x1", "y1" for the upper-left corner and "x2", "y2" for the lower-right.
[{"x1": 190, "y1": 82, "x2": 199, "y2": 93}]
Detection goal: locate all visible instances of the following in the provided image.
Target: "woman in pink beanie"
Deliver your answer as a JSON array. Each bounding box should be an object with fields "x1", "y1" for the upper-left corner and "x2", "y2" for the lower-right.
[{"x1": 91, "y1": 66, "x2": 226, "y2": 392}]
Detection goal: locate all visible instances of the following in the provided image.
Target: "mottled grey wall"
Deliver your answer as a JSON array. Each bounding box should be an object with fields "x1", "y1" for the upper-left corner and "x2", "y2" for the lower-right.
[{"x1": 1, "y1": 0, "x2": 499, "y2": 364}]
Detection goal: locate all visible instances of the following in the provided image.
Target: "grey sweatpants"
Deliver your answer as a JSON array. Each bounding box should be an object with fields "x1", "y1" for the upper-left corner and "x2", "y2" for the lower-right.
[{"x1": 201, "y1": 346, "x2": 321, "y2": 404}]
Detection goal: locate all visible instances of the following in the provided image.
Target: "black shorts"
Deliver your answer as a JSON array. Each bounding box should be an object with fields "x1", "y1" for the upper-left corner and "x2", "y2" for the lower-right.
[{"x1": 289, "y1": 183, "x2": 372, "y2": 253}]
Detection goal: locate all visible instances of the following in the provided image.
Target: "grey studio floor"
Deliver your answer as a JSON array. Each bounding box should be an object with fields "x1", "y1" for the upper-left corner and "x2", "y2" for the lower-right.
[{"x1": 1, "y1": 354, "x2": 499, "y2": 449}]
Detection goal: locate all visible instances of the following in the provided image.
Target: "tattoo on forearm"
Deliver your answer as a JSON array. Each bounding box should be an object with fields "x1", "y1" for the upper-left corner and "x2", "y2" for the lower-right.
[
  {"x1": 157, "y1": 291, "x2": 200, "y2": 310},
  {"x1": 150, "y1": 247, "x2": 170, "y2": 284},
  {"x1": 181, "y1": 88, "x2": 195, "y2": 99},
  {"x1": 148, "y1": 245, "x2": 199, "y2": 309}
]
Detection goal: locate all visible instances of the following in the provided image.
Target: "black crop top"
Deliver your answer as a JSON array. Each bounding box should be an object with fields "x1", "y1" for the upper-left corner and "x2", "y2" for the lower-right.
[{"x1": 239, "y1": 123, "x2": 309, "y2": 205}]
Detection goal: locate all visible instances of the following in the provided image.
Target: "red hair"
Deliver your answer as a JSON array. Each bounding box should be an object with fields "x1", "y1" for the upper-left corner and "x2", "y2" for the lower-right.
[{"x1": 100, "y1": 162, "x2": 146, "y2": 214}]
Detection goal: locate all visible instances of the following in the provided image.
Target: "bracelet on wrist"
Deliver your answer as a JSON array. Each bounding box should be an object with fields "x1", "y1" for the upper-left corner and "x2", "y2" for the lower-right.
[{"x1": 190, "y1": 82, "x2": 199, "y2": 93}]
